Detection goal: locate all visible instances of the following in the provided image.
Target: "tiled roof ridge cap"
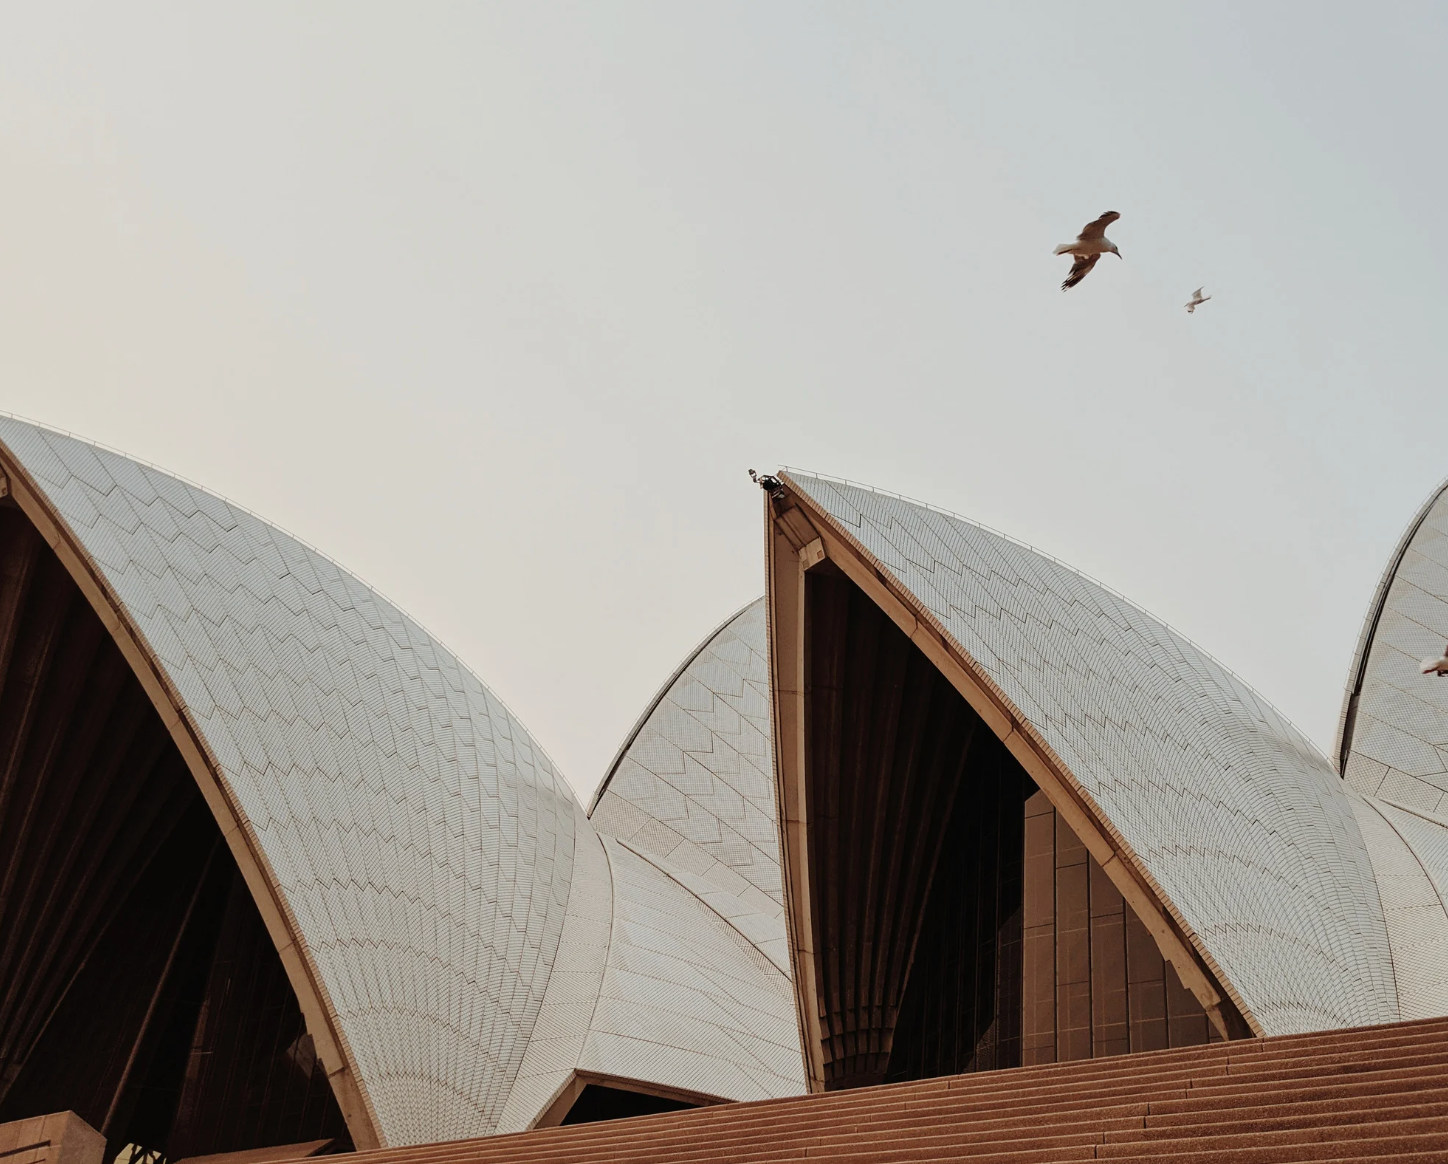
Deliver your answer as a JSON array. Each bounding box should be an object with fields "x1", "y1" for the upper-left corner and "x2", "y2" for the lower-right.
[
  {"x1": 0, "y1": 407, "x2": 576, "y2": 800},
  {"x1": 780, "y1": 465, "x2": 1329, "y2": 766}
]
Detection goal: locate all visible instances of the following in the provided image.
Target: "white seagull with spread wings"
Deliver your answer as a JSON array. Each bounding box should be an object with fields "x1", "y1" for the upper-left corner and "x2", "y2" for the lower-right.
[
  {"x1": 1422, "y1": 644, "x2": 1448, "y2": 676},
  {"x1": 1055, "y1": 211, "x2": 1121, "y2": 291},
  {"x1": 1186, "y1": 288, "x2": 1211, "y2": 313}
]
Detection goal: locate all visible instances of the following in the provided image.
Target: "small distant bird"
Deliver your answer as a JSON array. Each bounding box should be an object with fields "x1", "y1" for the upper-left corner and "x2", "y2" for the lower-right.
[
  {"x1": 1055, "y1": 211, "x2": 1122, "y2": 291},
  {"x1": 1185, "y1": 288, "x2": 1211, "y2": 313},
  {"x1": 1422, "y1": 645, "x2": 1448, "y2": 676},
  {"x1": 748, "y1": 469, "x2": 781, "y2": 492}
]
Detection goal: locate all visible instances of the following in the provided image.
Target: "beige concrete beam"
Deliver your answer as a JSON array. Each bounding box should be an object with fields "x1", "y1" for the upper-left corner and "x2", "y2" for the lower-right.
[{"x1": 765, "y1": 496, "x2": 828, "y2": 1092}]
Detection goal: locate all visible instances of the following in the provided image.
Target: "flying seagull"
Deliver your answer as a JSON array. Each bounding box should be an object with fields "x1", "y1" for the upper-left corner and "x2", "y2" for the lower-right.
[
  {"x1": 1185, "y1": 288, "x2": 1211, "y2": 313},
  {"x1": 1055, "y1": 211, "x2": 1121, "y2": 291},
  {"x1": 1422, "y1": 645, "x2": 1448, "y2": 676}
]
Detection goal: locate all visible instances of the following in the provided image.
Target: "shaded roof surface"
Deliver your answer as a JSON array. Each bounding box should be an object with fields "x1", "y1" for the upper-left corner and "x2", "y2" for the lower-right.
[{"x1": 783, "y1": 470, "x2": 1398, "y2": 1036}]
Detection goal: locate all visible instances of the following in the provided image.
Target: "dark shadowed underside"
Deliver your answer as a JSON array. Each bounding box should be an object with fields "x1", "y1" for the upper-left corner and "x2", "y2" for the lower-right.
[{"x1": 798, "y1": 564, "x2": 1211, "y2": 1091}]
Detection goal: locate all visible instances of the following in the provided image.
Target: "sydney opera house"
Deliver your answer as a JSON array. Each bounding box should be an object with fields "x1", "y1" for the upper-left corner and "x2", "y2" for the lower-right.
[{"x1": 1, "y1": 414, "x2": 1447, "y2": 1162}]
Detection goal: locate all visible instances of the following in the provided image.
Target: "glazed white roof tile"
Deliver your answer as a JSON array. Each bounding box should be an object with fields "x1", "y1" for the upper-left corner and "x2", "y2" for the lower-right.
[
  {"x1": 577, "y1": 838, "x2": 804, "y2": 1103},
  {"x1": 784, "y1": 470, "x2": 1398, "y2": 1036},
  {"x1": 1339, "y1": 481, "x2": 1448, "y2": 816},
  {"x1": 494, "y1": 804, "x2": 615, "y2": 1133},
  {"x1": 0, "y1": 418, "x2": 579, "y2": 1147},
  {"x1": 1347, "y1": 793, "x2": 1448, "y2": 1022},
  {"x1": 589, "y1": 600, "x2": 787, "y2": 966}
]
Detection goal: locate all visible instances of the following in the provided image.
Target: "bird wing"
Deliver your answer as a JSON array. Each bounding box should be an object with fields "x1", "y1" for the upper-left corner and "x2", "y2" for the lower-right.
[
  {"x1": 1077, "y1": 211, "x2": 1121, "y2": 241},
  {"x1": 1061, "y1": 253, "x2": 1100, "y2": 291},
  {"x1": 1193, "y1": 288, "x2": 1203, "y2": 298}
]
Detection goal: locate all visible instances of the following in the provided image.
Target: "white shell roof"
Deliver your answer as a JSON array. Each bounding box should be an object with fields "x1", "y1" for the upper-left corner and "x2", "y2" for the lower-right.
[
  {"x1": 0, "y1": 418, "x2": 579, "y2": 1146},
  {"x1": 495, "y1": 808, "x2": 805, "y2": 1133},
  {"x1": 579, "y1": 837, "x2": 803, "y2": 1102},
  {"x1": 783, "y1": 470, "x2": 1399, "y2": 1037},
  {"x1": 1334, "y1": 477, "x2": 1448, "y2": 1025},
  {"x1": 1348, "y1": 792, "x2": 1448, "y2": 1021},
  {"x1": 1338, "y1": 480, "x2": 1448, "y2": 815},
  {"x1": 588, "y1": 599, "x2": 788, "y2": 971},
  {"x1": 499, "y1": 593, "x2": 808, "y2": 1130},
  {"x1": 9, "y1": 409, "x2": 1432, "y2": 1138},
  {"x1": 0, "y1": 414, "x2": 803, "y2": 1142}
]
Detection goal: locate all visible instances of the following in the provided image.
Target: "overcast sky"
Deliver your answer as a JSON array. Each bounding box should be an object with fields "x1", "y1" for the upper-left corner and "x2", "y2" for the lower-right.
[{"x1": 1, "y1": 3, "x2": 1444, "y2": 800}]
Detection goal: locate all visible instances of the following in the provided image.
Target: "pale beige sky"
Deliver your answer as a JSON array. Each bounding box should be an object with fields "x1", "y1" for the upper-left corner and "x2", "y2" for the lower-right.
[{"x1": 1, "y1": 3, "x2": 1444, "y2": 799}]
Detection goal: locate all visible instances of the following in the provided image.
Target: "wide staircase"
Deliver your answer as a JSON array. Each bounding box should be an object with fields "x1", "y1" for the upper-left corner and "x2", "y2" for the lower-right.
[{"x1": 343, "y1": 1016, "x2": 1448, "y2": 1163}]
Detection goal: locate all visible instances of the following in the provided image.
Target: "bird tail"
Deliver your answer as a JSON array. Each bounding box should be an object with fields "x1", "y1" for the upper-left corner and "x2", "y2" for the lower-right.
[{"x1": 1052, "y1": 243, "x2": 1073, "y2": 256}]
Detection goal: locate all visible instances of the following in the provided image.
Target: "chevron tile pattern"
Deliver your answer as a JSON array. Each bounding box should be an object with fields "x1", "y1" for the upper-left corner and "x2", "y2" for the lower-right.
[
  {"x1": 589, "y1": 600, "x2": 787, "y2": 971},
  {"x1": 0, "y1": 418, "x2": 578, "y2": 1146},
  {"x1": 784, "y1": 471, "x2": 1398, "y2": 1037}
]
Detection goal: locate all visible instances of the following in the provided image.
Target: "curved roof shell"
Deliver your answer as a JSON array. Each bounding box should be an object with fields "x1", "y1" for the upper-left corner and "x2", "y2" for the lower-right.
[
  {"x1": 0, "y1": 418, "x2": 579, "y2": 1148},
  {"x1": 1338, "y1": 479, "x2": 1448, "y2": 815},
  {"x1": 779, "y1": 470, "x2": 1399, "y2": 1038},
  {"x1": 589, "y1": 599, "x2": 788, "y2": 972},
  {"x1": 499, "y1": 596, "x2": 806, "y2": 1130},
  {"x1": 1348, "y1": 791, "x2": 1448, "y2": 1021},
  {"x1": 581, "y1": 837, "x2": 802, "y2": 1101}
]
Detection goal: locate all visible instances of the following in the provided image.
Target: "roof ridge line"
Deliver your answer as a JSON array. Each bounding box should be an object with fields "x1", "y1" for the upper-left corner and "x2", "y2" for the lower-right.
[
  {"x1": 0, "y1": 407, "x2": 578, "y2": 800},
  {"x1": 779, "y1": 465, "x2": 1329, "y2": 764},
  {"x1": 587, "y1": 597, "x2": 762, "y2": 815}
]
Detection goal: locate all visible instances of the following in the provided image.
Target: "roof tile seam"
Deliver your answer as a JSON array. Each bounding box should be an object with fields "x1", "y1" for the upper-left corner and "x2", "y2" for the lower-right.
[
  {"x1": 611, "y1": 837, "x2": 788, "y2": 977},
  {"x1": 1360, "y1": 798, "x2": 1448, "y2": 977},
  {"x1": 1374, "y1": 796, "x2": 1448, "y2": 831},
  {"x1": 494, "y1": 821, "x2": 611, "y2": 1131}
]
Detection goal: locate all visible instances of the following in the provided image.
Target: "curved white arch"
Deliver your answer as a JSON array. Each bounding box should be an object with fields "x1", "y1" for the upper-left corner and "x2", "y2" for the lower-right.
[
  {"x1": 775, "y1": 470, "x2": 1399, "y2": 1040},
  {"x1": 0, "y1": 417, "x2": 578, "y2": 1147}
]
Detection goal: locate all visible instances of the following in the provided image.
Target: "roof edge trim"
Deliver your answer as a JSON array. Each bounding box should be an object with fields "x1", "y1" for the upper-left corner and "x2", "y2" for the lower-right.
[
  {"x1": 773, "y1": 471, "x2": 1261, "y2": 1044},
  {"x1": 0, "y1": 437, "x2": 387, "y2": 1151},
  {"x1": 587, "y1": 598, "x2": 761, "y2": 816},
  {"x1": 1336, "y1": 477, "x2": 1448, "y2": 774}
]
